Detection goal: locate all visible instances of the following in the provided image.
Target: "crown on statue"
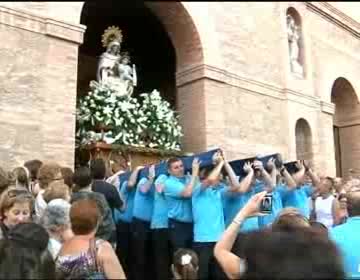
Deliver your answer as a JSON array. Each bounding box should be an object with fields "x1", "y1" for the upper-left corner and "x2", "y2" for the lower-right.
[{"x1": 101, "y1": 26, "x2": 123, "y2": 48}]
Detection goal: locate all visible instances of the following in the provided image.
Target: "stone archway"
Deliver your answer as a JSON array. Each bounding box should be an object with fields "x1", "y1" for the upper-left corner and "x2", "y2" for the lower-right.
[
  {"x1": 331, "y1": 77, "x2": 360, "y2": 177},
  {"x1": 295, "y1": 118, "x2": 313, "y2": 161}
]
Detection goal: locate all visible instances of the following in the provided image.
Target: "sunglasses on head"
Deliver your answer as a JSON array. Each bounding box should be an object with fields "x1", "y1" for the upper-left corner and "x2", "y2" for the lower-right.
[{"x1": 7, "y1": 189, "x2": 33, "y2": 199}]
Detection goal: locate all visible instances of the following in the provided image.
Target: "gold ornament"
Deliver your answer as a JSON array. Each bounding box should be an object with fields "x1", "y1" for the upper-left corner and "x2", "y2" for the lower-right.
[{"x1": 101, "y1": 26, "x2": 123, "y2": 48}]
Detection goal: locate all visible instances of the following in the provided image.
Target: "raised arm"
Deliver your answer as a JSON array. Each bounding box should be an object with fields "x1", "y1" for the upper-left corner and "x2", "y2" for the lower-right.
[
  {"x1": 291, "y1": 160, "x2": 306, "y2": 186},
  {"x1": 266, "y1": 158, "x2": 277, "y2": 187},
  {"x1": 206, "y1": 159, "x2": 225, "y2": 185},
  {"x1": 229, "y1": 162, "x2": 254, "y2": 193},
  {"x1": 304, "y1": 161, "x2": 321, "y2": 189},
  {"x1": 218, "y1": 150, "x2": 241, "y2": 189},
  {"x1": 255, "y1": 160, "x2": 274, "y2": 190},
  {"x1": 180, "y1": 158, "x2": 200, "y2": 198},
  {"x1": 127, "y1": 165, "x2": 143, "y2": 189},
  {"x1": 214, "y1": 191, "x2": 267, "y2": 279},
  {"x1": 139, "y1": 165, "x2": 155, "y2": 194}
]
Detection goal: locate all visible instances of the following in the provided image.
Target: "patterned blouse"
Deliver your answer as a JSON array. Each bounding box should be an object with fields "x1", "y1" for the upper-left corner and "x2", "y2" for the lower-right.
[{"x1": 55, "y1": 239, "x2": 103, "y2": 279}]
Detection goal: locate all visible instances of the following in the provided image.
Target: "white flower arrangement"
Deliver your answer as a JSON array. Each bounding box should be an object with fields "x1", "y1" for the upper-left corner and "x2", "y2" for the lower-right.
[{"x1": 76, "y1": 83, "x2": 182, "y2": 151}]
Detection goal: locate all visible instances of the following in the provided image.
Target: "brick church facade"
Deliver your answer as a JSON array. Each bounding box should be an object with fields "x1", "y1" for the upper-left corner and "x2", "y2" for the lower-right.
[{"x1": 0, "y1": 2, "x2": 360, "y2": 177}]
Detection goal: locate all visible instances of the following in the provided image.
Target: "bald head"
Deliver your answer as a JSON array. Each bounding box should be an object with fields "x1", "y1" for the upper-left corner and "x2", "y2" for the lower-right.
[{"x1": 347, "y1": 190, "x2": 360, "y2": 217}]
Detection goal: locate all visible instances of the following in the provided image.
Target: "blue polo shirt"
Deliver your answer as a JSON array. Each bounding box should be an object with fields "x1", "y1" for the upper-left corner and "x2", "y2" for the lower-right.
[
  {"x1": 151, "y1": 174, "x2": 169, "y2": 229},
  {"x1": 223, "y1": 180, "x2": 264, "y2": 233},
  {"x1": 192, "y1": 182, "x2": 227, "y2": 242},
  {"x1": 330, "y1": 216, "x2": 360, "y2": 278},
  {"x1": 258, "y1": 184, "x2": 288, "y2": 228},
  {"x1": 164, "y1": 175, "x2": 194, "y2": 223},
  {"x1": 133, "y1": 177, "x2": 155, "y2": 222},
  {"x1": 114, "y1": 181, "x2": 136, "y2": 223},
  {"x1": 282, "y1": 184, "x2": 313, "y2": 218}
]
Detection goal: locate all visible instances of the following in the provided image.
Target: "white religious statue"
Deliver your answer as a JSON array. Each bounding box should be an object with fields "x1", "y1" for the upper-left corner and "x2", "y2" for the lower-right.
[
  {"x1": 95, "y1": 26, "x2": 137, "y2": 97},
  {"x1": 117, "y1": 52, "x2": 137, "y2": 96},
  {"x1": 287, "y1": 15, "x2": 304, "y2": 77}
]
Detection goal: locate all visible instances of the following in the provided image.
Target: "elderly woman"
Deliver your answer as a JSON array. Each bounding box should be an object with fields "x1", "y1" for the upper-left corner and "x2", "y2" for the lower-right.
[
  {"x1": 0, "y1": 187, "x2": 34, "y2": 239},
  {"x1": 40, "y1": 199, "x2": 73, "y2": 259}
]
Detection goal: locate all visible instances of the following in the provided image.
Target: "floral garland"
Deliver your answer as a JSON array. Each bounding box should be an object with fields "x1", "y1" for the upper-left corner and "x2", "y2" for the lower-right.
[{"x1": 76, "y1": 82, "x2": 183, "y2": 151}]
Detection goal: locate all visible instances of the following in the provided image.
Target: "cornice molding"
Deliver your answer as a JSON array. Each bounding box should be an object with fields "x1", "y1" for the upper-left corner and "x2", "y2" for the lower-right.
[
  {"x1": 0, "y1": 6, "x2": 86, "y2": 44},
  {"x1": 307, "y1": 2, "x2": 360, "y2": 39}
]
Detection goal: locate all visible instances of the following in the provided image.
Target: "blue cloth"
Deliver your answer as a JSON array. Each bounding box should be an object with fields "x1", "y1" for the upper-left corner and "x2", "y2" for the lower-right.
[
  {"x1": 258, "y1": 184, "x2": 288, "y2": 228},
  {"x1": 113, "y1": 181, "x2": 136, "y2": 223},
  {"x1": 223, "y1": 180, "x2": 264, "y2": 233},
  {"x1": 137, "y1": 149, "x2": 220, "y2": 180},
  {"x1": 229, "y1": 153, "x2": 279, "y2": 178},
  {"x1": 282, "y1": 184, "x2": 313, "y2": 218},
  {"x1": 192, "y1": 182, "x2": 227, "y2": 242},
  {"x1": 164, "y1": 175, "x2": 194, "y2": 222},
  {"x1": 133, "y1": 177, "x2": 155, "y2": 222},
  {"x1": 330, "y1": 217, "x2": 360, "y2": 278},
  {"x1": 151, "y1": 174, "x2": 169, "y2": 229}
]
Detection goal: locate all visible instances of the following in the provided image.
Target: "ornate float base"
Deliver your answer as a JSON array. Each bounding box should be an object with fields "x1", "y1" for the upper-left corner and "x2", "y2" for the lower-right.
[{"x1": 78, "y1": 142, "x2": 183, "y2": 176}]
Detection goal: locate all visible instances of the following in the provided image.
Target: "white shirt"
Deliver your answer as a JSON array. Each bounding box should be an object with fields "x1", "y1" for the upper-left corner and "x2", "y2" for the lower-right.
[
  {"x1": 48, "y1": 238, "x2": 62, "y2": 260},
  {"x1": 35, "y1": 190, "x2": 47, "y2": 221},
  {"x1": 315, "y1": 195, "x2": 335, "y2": 228}
]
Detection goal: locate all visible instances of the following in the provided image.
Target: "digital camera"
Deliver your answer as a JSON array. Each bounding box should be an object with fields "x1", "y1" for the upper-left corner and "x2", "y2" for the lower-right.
[{"x1": 260, "y1": 193, "x2": 273, "y2": 214}]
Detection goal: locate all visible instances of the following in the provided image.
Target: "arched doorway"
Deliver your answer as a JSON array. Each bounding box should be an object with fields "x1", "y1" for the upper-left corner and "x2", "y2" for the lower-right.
[
  {"x1": 331, "y1": 77, "x2": 360, "y2": 177},
  {"x1": 295, "y1": 118, "x2": 312, "y2": 161},
  {"x1": 78, "y1": 1, "x2": 177, "y2": 106},
  {"x1": 76, "y1": 2, "x2": 206, "y2": 164}
]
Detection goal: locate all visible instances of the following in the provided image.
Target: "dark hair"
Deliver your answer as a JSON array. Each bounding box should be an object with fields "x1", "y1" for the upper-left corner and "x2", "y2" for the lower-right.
[
  {"x1": 11, "y1": 167, "x2": 30, "y2": 190},
  {"x1": 24, "y1": 160, "x2": 43, "y2": 181},
  {"x1": 240, "y1": 228, "x2": 345, "y2": 279},
  {"x1": 167, "y1": 157, "x2": 182, "y2": 170},
  {"x1": 347, "y1": 190, "x2": 360, "y2": 217},
  {"x1": 70, "y1": 199, "x2": 100, "y2": 235},
  {"x1": 61, "y1": 167, "x2": 74, "y2": 189},
  {"x1": 324, "y1": 176, "x2": 335, "y2": 188},
  {"x1": 72, "y1": 167, "x2": 92, "y2": 191},
  {"x1": 310, "y1": 221, "x2": 328, "y2": 236},
  {"x1": 0, "y1": 223, "x2": 55, "y2": 279},
  {"x1": 90, "y1": 159, "x2": 106, "y2": 180},
  {"x1": 173, "y1": 248, "x2": 198, "y2": 279},
  {"x1": 0, "y1": 167, "x2": 10, "y2": 194}
]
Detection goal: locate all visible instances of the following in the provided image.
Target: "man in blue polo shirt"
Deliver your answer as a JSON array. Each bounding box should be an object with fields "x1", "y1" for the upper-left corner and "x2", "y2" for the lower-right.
[
  {"x1": 282, "y1": 160, "x2": 320, "y2": 219},
  {"x1": 113, "y1": 165, "x2": 142, "y2": 280},
  {"x1": 151, "y1": 174, "x2": 171, "y2": 280},
  {"x1": 223, "y1": 161, "x2": 261, "y2": 233},
  {"x1": 131, "y1": 165, "x2": 155, "y2": 280},
  {"x1": 330, "y1": 189, "x2": 360, "y2": 278},
  {"x1": 192, "y1": 151, "x2": 247, "y2": 279},
  {"x1": 258, "y1": 158, "x2": 298, "y2": 228},
  {"x1": 164, "y1": 157, "x2": 200, "y2": 251}
]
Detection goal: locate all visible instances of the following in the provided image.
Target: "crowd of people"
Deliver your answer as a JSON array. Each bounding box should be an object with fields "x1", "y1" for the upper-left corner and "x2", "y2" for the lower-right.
[{"x1": 0, "y1": 149, "x2": 359, "y2": 279}]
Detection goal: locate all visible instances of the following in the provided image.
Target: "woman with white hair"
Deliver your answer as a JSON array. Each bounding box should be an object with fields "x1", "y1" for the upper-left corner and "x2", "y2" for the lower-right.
[{"x1": 40, "y1": 199, "x2": 73, "y2": 259}]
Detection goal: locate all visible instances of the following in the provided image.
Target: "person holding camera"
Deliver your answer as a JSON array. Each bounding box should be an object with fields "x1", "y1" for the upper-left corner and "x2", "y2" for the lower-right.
[
  {"x1": 256, "y1": 157, "x2": 299, "y2": 228},
  {"x1": 214, "y1": 191, "x2": 346, "y2": 280}
]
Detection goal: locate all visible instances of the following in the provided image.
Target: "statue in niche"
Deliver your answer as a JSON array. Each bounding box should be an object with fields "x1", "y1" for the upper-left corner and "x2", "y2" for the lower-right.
[
  {"x1": 95, "y1": 26, "x2": 137, "y2": 97},
  {"x1": 287, "y1": 14, "x2": 304, "y2": 77}
]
